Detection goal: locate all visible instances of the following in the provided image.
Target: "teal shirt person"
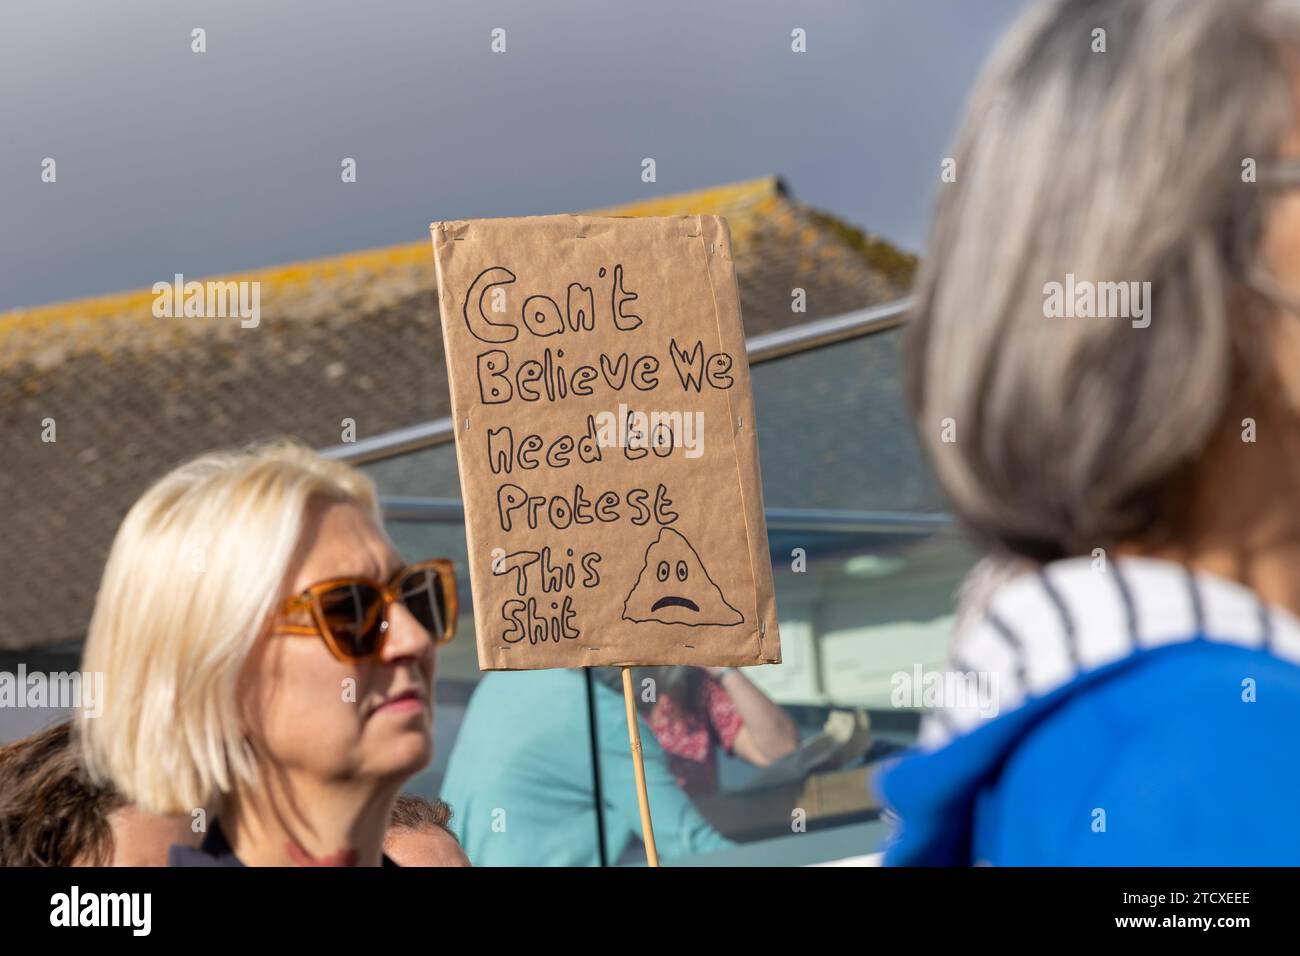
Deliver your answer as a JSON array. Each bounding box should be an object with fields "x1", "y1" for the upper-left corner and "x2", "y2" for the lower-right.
[{"x1": 440, "y1": 669, "x2": 733, "y2": 865}]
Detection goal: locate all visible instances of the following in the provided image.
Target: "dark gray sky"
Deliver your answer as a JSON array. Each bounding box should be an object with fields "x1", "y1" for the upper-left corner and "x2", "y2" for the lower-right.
[{"x1": 0, "y1": 0, "x2": 1027, "y2": 311}]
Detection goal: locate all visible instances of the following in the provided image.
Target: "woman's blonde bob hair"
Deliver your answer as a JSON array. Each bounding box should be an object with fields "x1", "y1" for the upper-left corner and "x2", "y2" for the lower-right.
[
  {"x1": 907, "y1": 0, "x2": 1300, "y2": 561},
  {"x1": 77, "y1": 440, "x2": 382, "y2": 815}
]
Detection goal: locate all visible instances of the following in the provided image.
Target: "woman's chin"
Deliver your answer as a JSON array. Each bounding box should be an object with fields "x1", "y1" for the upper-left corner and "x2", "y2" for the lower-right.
[{"x1": 366, "y1": 726, "x2": 434, "y2": 778}]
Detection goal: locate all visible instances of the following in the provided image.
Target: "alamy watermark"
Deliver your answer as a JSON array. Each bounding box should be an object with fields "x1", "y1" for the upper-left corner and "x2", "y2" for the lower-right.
[
  {"x1": 50, "y1": 886, "x2": 150, "y2": 936},
  {"x1": 152, "y1": 273, "x2": 260, "y2": 328},
  {"x1": 0, "y1": 665, "x2": 104, "y2": 717},
  {"x1": 1043, "y1": 273, "x2": 1151, "y2": 329},
  {"x1": 487, "y1": 402, "x2": 705, "y2": 471},
  {"x1": 594, "y1": 404, "x2": 704, "y2": 459},
  {"x1": 891, "y1": 664, "x2": 999, "y2": 719}
]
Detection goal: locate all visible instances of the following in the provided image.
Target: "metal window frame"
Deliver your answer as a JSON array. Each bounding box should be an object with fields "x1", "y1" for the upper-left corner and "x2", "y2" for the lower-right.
[
  {"x1": 377, "y1": 495, "x2": 952, "y2": 535},
  {"x1": 319, "y1": 297, "x2": 913, "y2": 465}
]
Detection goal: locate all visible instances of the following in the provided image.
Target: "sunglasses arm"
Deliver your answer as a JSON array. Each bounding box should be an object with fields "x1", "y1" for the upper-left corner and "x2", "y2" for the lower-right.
[
  {"x1": 277, "y1": 623, "x2": 322, "y2": 636},
  {"x1": 276, "y1": 594, "x2": 320, "y2": 636}
]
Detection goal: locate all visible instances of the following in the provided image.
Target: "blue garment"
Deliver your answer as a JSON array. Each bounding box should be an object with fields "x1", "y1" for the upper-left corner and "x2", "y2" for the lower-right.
[
  {"x1": 878, "y1": 557, "x2": 1300, "y2": 865},
  {"x1": 439, "y1": 669, "x2": 732, "y2": 866}
]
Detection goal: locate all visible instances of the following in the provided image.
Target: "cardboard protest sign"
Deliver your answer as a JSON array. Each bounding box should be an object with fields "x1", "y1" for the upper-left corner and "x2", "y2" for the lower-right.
[{"x1": 431, "y1": 214, "x2": 781, "y2": 670}]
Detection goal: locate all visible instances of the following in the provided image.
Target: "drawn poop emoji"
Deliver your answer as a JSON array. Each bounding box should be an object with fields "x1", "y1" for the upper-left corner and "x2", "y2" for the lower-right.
[{"x1": 622, "y1": 528, "x2": 743, "y2": 626}]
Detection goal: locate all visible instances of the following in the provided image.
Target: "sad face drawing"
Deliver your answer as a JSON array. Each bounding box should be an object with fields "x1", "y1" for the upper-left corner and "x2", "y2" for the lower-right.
[{"x1": 622, "y1": 528, "x2": 743, "y2": 627}]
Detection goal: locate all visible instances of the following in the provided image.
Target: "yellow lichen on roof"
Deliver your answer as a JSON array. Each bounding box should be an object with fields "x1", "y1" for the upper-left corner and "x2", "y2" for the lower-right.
[
  {"x1": 587, "y1": 177, "x2": 783, "y2": 249},
  {"x1": 0, "y1": 177, "x2": 784, "y2": 342},
  {"x1": 1, "y1": 175, "x2": 886, "y2": 374},
  {"x1": 0, "y1": 240, "x2": 432, "y2": 338},
  {"x1": 586, "y1": 176, "x2": 781, "y2": 218}
]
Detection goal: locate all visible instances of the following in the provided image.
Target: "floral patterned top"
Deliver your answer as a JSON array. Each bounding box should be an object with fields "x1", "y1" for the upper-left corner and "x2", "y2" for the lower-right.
[{"x1": 648, "y1": 674, "x2": 744, "y2": 796}]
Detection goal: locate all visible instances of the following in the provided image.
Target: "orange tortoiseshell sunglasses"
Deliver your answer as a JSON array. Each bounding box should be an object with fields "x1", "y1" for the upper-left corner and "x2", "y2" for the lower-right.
[{"x1": 276, "y1": 559, "x2": 458, "y2": 662}]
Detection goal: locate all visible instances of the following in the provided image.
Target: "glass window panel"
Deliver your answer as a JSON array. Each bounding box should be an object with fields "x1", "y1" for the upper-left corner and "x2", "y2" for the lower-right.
[
  {"x1": 751, "y1": 326, "x2": 944, "y2": 513},
  {"x1": 360, "y1": 442, "x2": 462, "y2": 499},
  {"x1": 372, "y1": 327, "x2": 971, "y2": 865},
  {"x1": 356, "y1": 326, "x2": 942, "y2": 515}
]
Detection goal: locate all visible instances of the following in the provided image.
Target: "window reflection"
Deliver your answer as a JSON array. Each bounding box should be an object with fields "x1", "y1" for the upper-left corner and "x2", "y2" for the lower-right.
[{"x1": 363, "y1": 326, "x2": 976, "y2": 865}]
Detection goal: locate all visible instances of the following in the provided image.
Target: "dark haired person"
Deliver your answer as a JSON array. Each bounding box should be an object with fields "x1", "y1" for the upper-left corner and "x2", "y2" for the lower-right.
[
  {"x1": 881, "y1": 0, "x2": 1300, "y2": 864},
  {"x1": 0, "y1": 720, "x2": 196, "y2": 866}
]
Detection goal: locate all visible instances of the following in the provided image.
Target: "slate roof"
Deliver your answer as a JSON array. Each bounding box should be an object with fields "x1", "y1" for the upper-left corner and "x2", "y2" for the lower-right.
[{"x1": 0, "y1": 176, "x2": 916, "y2": 650}]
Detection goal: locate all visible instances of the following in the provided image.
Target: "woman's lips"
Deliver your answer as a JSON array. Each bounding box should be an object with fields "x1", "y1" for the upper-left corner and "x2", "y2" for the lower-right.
[{"x1": 370, "y1": 689, "x2": 427, "y2": 717}]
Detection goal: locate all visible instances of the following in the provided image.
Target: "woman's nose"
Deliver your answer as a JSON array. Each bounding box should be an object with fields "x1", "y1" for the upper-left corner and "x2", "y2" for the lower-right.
[{"x1": 381, "y1": 600, "x2": 436, "y2": 661}]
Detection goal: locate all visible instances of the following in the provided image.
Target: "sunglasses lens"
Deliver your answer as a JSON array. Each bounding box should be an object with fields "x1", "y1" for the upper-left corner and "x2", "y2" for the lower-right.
[
  {"x1": 399, "y1": 566, "x2": 448, "y2": 641},
  {"x1": 317, "y1": 582, "x2": 386, "y2": 657}
]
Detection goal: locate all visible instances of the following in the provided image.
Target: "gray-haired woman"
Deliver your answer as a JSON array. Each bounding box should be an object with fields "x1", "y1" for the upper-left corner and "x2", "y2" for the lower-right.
[{"x1": 880, "y1": 0, "x2": 1300, "y2": 864}]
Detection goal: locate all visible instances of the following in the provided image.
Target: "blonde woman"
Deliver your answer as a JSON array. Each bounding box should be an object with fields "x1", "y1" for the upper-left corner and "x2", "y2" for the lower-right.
[{"x1": 77, "y1": 442, "x2": 457, "y2": 866}]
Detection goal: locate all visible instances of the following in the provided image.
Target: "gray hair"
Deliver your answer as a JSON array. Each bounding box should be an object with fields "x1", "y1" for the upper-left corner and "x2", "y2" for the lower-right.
[{"x1": 907, "y1": 0, "x2": 1300, "y2": 561}]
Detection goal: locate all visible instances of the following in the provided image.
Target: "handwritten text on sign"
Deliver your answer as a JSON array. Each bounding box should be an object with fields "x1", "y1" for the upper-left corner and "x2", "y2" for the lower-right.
[{"x1": 433, "y1": 215, "x2": 780, "y2": 670}]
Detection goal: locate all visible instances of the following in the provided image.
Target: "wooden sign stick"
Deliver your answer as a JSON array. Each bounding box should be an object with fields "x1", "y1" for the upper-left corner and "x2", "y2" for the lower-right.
[{"x1": 621, "y1": 665, "x2": 660, "y2": 867}]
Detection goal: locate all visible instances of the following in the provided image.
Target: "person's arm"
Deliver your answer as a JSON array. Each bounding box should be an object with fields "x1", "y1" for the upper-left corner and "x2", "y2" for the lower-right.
[
  {"x1": 707, "y1": 667, "x2": 799, "y2": 767},
  {"x1": 597, "y1": 682, "x2": 733, "y2": 859}
]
